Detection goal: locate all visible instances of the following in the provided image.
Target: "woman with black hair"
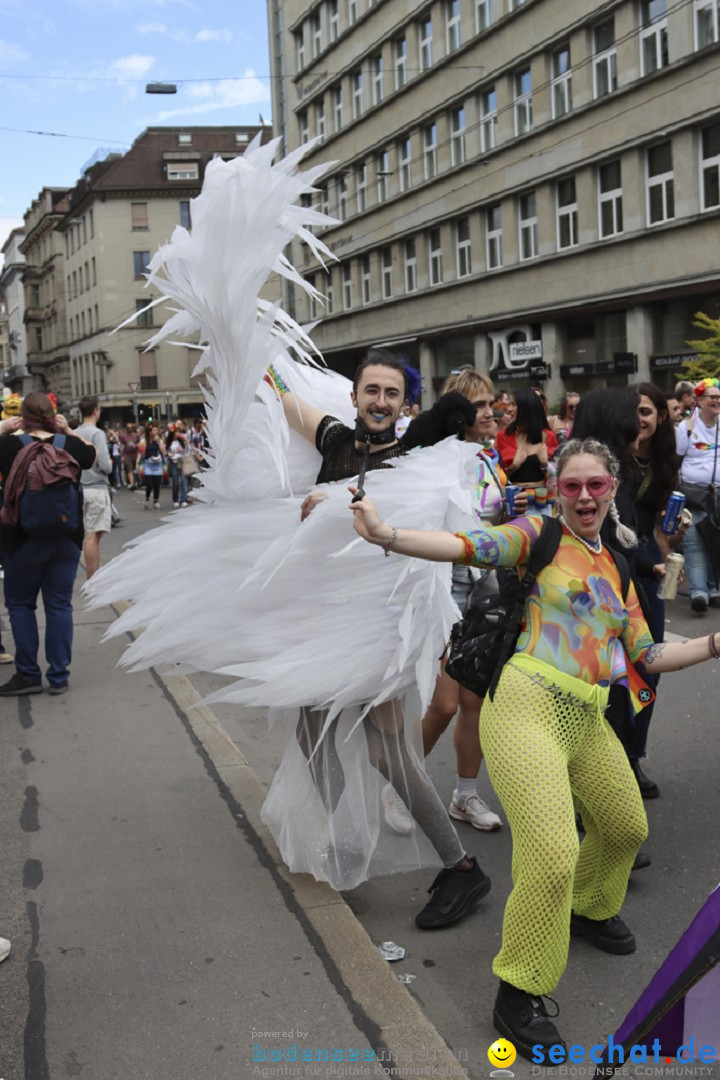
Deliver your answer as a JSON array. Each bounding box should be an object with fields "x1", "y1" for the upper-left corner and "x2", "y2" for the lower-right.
[
  {"x1": 625, "y1": 383, "x2": 681, "y2": 797},
  {"x1": 496, "y1": 387, "x2": 557, "y2": 485}
]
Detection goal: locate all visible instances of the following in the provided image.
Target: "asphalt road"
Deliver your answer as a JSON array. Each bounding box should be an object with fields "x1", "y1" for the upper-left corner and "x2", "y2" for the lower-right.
[{"x1": 2, "y1": 487, "x2": 719, "y2": 1080}]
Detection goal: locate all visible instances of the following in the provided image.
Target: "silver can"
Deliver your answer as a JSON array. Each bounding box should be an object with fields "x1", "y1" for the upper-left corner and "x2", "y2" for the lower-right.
[{"x1": 658, "y1": 552, "x2": 684, "y2": 601}]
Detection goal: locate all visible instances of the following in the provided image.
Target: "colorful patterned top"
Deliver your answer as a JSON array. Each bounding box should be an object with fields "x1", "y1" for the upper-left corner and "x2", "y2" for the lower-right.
[{"x1": 454, "y1": 515, "x2": 655, "y2": 709}]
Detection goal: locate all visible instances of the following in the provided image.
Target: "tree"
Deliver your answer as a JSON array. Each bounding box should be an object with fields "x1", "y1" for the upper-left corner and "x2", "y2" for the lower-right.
[{"x1": 677, "y1": 311, "x2": 720, "y2": 382}]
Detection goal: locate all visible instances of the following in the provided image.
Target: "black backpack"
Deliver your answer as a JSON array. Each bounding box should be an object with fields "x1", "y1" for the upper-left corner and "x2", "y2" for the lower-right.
[{"x1": 445, "y1": 516, "x2": 633, "y2": 702}]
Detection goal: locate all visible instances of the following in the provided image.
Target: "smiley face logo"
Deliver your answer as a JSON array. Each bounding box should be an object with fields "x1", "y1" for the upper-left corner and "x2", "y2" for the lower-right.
[{"x1": 488, "y1": 1039, "x2": 516, "y2": 1069}]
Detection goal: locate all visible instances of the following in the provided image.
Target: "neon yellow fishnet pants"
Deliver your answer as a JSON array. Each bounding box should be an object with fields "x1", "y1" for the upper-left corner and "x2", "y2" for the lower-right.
[{"x1": 479, "y1": 655, "x2": 648, "y2": 996}]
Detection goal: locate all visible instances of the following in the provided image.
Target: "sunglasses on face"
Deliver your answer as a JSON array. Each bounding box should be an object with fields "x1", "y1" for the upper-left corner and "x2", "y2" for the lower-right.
[
  {"x1": 557, "y1": 476, "x2": 614, "y2": 498},
  {"x1": 704, "y1": 395, "x2": 720, "y2": 403}
]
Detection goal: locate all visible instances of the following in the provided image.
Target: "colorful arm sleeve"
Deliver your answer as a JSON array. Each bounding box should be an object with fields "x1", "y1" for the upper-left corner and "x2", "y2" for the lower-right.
[
  {"x1": 454, "y1": 514, "x2": 545, "y2": 568},
  {"x1": 621, "y1": 579, "x2": 656, "y2": 664}
]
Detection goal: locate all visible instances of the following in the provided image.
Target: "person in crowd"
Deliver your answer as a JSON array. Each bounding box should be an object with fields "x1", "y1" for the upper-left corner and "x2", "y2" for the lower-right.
[
  {"x1": 496, "y1": 387, "x2": 558, "y2": 486},
  {"x1": 349, "y1": 436, "x2": 720, "y2": 1058},
  {"x1": 665, "y1": 395, "x2": 683, "y2": 425},
  {"x1": 139, "y1": 425, "x2": 166, "y2": 510},
  {"x1": 267, "y1": 348, "x2": 491, "y2": 921},
  {"x1": 119, "y1": 422, "x2": 139, "y2": 490},
  {"x1": 549, "y1": 391, "x2": 580, "y2": 444},
  {"x1": 167, "y1": 422, "x2": 190, "y2": 508},
  {"x1": 676, "y1": 377, "x2": 720, "y2": 613},
  {"x1": 531, "y1": 385, "x2": 549, "y2": 415},
  {"x1": 420, "y1": 367, "x2": 508, "y2": 832},
  {"x1": 675, "y1": 381, "x2": 696, "y2": 418},
  {"x1": 624, "y1": 383, "x2": 681, "y2": 799},
  {"x1": 0, "y1": 393, "x2": 96, "y2": 695},
  {"x1": 493, "y1": 390, "x2": 511, "y2": 432},
  {"x1": 75, "y1": 395, "x2": 112, "y2": 580},
  {"x1": 189, "y1": 417, "x2": 209, "y2": 472},
  {"x1": 108, "y1": 427, "x2": 123, "y2": 489},
  {"x1": 395, "y1": 401, "x2": 420, "y2": 439}
]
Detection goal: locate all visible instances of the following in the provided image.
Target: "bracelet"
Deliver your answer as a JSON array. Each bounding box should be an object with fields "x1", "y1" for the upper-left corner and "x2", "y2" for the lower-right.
[
  {"x1": 383, "y1": 526, "x2": 398, "y2": 557},
  {"x1": 709, "y1": 633, "x2": 720, "y2": 660},
  {"x1": 263, "y1": 363, "x2": 290, "y2": 397}
]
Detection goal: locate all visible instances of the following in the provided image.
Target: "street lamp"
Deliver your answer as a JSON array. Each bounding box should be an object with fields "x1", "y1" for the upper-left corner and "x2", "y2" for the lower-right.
[{"x1": 145, "y1": 83, "x2": 177, "y2": 94}]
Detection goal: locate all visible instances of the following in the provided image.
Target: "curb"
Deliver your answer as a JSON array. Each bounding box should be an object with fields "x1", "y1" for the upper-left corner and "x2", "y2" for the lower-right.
[{"x1": 113, "y1": 603, "x2": 469, "y2": 1079}]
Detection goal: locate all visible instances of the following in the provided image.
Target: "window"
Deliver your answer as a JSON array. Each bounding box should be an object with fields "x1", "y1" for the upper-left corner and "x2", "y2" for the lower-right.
[
  {"x1": 317, "y1": 183, "x2": 329, "y2": 217},
  {"x1": 92, "y1": 257, "x2": 97, "y2": 285},
  {"x1": 178, "y1": 133, "x2": 192, "y2": 145},
  {"x1": 330, "y1": 0, "x2": 339, "y2": 41},
  {"x1": 305, "y1": 275, "x2": 317, "y2": 320},
  {"x1": 299, "y1": 110, "x2": 309, "y2": 142},
  {"x1": 376, "y1": 150, "x2": 390, "y2": 202},
  {"x1": 486, "y1": 203, "x2": 502, "y2": 268},
  {"x1": 446, "y1": 0, "x2": 462, "y2": 52},
  {"x1": 429, "y1": 228, "x2": 443, "y2": 284},
  {"x1": 456, "y1": 217, "x2": 472, "y2": 277},
  {"x1": 519, "y1": 191, "x2": 538, "y2": 260},
  {"x1": 295, "y1": 29, "x2": 305, "y2": 71},
  {"x1": 593, "y1": 19, "x2": 617, "y2": 98},
  {"x1": 338, "y1": 175, "x2": 348, "y2": 220},
  {"x1": 395, "y1": 36, "x2": 407, "y2": 88},
  {"x1": 480, "y1": 87, "x2": 498, "y2": 151},
  {"x1": 72, "y1": 270, "x2": 78, "y2": 298},
  {"x1": 333, "y1": 84, "x2": 343, "y2": 131},
  {"x1": 131, "y1": 202, "x2": 148, "y2": 230},
  {"x1": 316, "y1": 100, "x2": 326, "y2": 140},
  {"x1": 312, "y1": 11, "x2": 322, "y2": 57},
  {"x1": 696, "y1": 0, "x2": 720, "y2": 46},
  {"x1": 381, "y1": 246, "x2": 393, "y2": 298},
  {"x1": 514, "y1": 68, "x2": 533, "y2": 136},
  {"x1": 404, "y1": 238, "x2": 417, "y2": 292},
  {"x1": 398, "y1": 136, "x2": 412, "y2": 191},
  {"x1": 136, "y1": 299, "x2": 154, "y2": 328},
  {"x1": 419, "y1": 16, "x2": 433, "y2": 70},
  {"x1": 599, "y1": 160, "x2": 623, "y2": 237},
  {"x1": 361, "y1": 254, "x2": 371, "y2": 304},
  {"x1": 641, "y1": 0, "x2": 669, "y2": 75},
  {"x1": 423, "y1": 122, "x2": 438, "y2": 180},
  {"x1": 352, "y1": 68, "x2": 363, "y2": 119},
  {"x1": 89, "y1": 209, "x2": 94, "y2": 238},
  {"x1": 356, "y1": 162, "x2": 368, "y2": 212},
  {"x1": 451, "y1": 106, "x2": 466, "y2": 166},
  {"x1": 167, "y1": 162, "x2": 199, "y2": 180},
  {"x1": 371, "y1": 53, "x2": 384, "y2": 105},
  {"x1": 557, "y1": 177, "x2": 578, "y2": 249},
  {"x1": 509, "y1": 0, "x2": 526, "y2": 8},
  {"x1": 701, "y1": 121, "x2": 720, "y2": 210},
  {"x1": 133, "y1": 251, "x2": 150, "y2": 278},
  {"x1": 326, "y1": 273, "x2": 335, "y2": 314},
  {"x1": 342, "y1": 263, "x2": 353, "y2": 310},
  {"x1": 647, "y1": 141, "x2": 675, "y2": 224},
  {"x1": 476, "y1": 0, "x2": 491, "y2": 32},
  {"x1": 348, "y1": 0, "x2": 358, "y2": 24},
  {"x1": 179, "y1": 200, "x2": 191, "y2": 228},
  {"x1": 551, "y1": 45, "x2": 572, "y2": 118}
]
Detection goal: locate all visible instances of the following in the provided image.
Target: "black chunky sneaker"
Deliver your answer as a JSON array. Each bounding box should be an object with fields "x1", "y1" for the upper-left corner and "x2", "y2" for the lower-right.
[
  {"x1": 570, "y1": 913, "x2": 636, "y2": 954},
  {"x1": 630, "y1": 760, "x2": 660, "y2": 799},
  {"x1": 0, "y1": 672, "x2": 43, "y2": 696},
  {"x1": 415, "y1": 856, "x2": 491, "y2": 929},
  {"x1": 493, "y1": 980, "x2": 566, "y2": 1060}
]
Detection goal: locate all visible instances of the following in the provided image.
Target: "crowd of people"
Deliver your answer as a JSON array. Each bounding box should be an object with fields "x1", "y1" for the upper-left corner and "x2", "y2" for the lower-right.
[{"x1": 103, "y1": 416, "x2": 208, "y2": 509}]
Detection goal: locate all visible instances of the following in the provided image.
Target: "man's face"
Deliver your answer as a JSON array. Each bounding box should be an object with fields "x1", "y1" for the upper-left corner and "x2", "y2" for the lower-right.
[
  {"x1": 351, "y1": 364, "x2": 405, "y2": 435},
  {"x1": 680, "y1": 392, "x2": 694, "y2": 410},
  {"x1": 666, "y1": 397, "x2": 682, "y2": 423}
]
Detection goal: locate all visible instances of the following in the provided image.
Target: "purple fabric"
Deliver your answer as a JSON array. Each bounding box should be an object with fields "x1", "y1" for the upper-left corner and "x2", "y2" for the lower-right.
[{"x1": 613, "y1": 885, "x2": 720, "y2": 1052}]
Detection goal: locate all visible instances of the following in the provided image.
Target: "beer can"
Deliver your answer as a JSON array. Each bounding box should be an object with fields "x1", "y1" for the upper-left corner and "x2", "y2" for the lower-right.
[
  {"x1": 505, "y1": 484, "x2": 522, "y2": 516},
  {"x1": 661, "y1": 492, "x2": 686, "y2": 536},
  {"x1": 658, "y1": 552, "x2": 684, "y2": 601}
]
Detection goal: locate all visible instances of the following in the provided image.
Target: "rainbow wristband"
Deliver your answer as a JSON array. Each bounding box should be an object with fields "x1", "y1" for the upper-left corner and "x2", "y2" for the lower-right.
[{"x1": 264, "y1": 364, "x2": 290, "y2": 397}]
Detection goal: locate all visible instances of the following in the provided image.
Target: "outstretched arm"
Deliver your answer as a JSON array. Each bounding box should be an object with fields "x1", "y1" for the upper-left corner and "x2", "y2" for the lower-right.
[
  {"x1": 349, "y1": 489, "x2": 464, "y2": 562},
  {"x1": 264, "y1": 365, "x2": 326, "y2": 447},
  {"x1": 641, "y1": 634, "x2": 720, "y2": 674}
]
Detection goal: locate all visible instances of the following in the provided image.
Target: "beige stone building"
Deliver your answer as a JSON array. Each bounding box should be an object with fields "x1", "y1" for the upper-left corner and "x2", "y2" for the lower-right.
[
  {"x1": 0, "y1": 227, "x2": 29, "y2": 395},
  {"x1": 268, "y1": 0, "x2": 720, "y2": 405}
]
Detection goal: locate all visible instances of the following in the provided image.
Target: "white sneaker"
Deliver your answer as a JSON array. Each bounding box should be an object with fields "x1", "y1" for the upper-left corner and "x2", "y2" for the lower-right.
[
  {"x1": 180, "y1": 501, "x2": 188, "y2": 508},
  {"x1": 449, "y1": 792, "x2": 502, "y2": 831},
  {"x1": 0, "y1": 937, "x2": 10, "y2": 963},
  {"x1": 173, "y1": 501, "x2": 180, "y2": 508},
  {"x1": 381, "y1": 783, "x2": 415, "y2": 835}
]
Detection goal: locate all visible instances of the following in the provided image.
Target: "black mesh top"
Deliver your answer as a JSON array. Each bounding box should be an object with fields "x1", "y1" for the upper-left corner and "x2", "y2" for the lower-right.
[{"x1": 314, "y1": 415, "x2": 405, "y2": 484}]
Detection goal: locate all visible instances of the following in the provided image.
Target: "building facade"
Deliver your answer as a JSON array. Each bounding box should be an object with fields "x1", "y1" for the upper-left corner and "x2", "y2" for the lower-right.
[
  {"x1": 0, "y1": 227, "x2": 29, "y2": 395},
  {"x1": 268, "y1": 0, "x2": 720, "y2": 405}
]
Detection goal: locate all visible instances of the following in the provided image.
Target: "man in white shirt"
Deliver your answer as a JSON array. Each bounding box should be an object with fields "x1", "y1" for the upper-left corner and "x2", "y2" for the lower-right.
[
  {"x1": 75, "y1": 396, "x2": 112, "y2": 579},
  {"x1": 675, "y1": 378, "x2": 720, "y2": 612}
]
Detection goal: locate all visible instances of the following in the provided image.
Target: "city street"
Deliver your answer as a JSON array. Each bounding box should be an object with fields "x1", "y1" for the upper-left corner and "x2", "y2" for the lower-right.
[{"x1": 1, "y1": 488, "x2": 719, "y2": 1080}]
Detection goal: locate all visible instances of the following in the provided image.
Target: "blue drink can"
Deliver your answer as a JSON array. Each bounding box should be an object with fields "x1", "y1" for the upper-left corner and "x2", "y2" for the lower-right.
[
  {"x1": 661, "y1": 491, "x2": 686, "y2": 535},
  {"x1": 505, "y1": 485, "x2": 522, "y2": 516}
]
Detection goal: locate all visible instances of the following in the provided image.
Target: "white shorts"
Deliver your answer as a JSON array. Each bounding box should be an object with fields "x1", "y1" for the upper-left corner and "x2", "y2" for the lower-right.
[{"x1": 82, "y1": 487, "x2": 112, "y2": 534}]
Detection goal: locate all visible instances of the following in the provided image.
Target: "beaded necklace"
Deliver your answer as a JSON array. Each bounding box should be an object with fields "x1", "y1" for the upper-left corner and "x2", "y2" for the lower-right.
[{"x1": 559, "y1": 516, "x2": 603, "y2": 554}]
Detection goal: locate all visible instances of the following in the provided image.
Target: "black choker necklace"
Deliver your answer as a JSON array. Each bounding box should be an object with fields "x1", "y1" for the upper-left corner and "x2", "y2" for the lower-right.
[{"x1": 354, "y1": 419, "x2": 397, "y2": 446}]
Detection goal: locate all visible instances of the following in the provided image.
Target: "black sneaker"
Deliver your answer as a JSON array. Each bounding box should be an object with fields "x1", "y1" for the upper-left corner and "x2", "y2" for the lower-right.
[
  {"x1": 570, "y1": 913, "x2": 636, "y2": 954},
  {"x1": 631, "y1": 850, "x2": 651, "y2": 872},
  {"x1": 631, "y1": 760, "x2": 659, "y2": 799},
  {"x1": 48, "y1": 683, "x2": 68, "y2": 696},
  {"x1": 0, "y1": 672, "x2": 43, "y2": 696},
  {"x1": 691, "y1": 595, "x2": 709, "y2": 613},
  {"x1": 415, "y1": 856, "x2": 491, "y2": 929},
  {"x1": 493, "y1": 980, "x2": 565, "y2": 1060}
]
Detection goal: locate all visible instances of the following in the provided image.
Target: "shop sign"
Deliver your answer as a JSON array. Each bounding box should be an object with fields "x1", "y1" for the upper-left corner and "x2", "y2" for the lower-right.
[
  {"x1": 560, "y1": 363, "x2": 593, "y2": 377},
  {"x1": 650, "y1": 353, "x2": 699, "y2": 370},
  {"x1": 509, "y1": 341, "x2": 543, "y2": 363},
  {"x1": 529, "y1": 362, "x2": 550, "y2": 380},
  {"x1": 495, "y1": 368, "x2": 533, "y2": 382}
]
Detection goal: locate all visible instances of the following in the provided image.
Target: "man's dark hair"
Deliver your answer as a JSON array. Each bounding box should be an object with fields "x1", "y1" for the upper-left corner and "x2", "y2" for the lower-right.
[
  {"x1": 352, "y1": 348, "x2": 408, "y2": 395},
  {"x1": 79, "y1": 395, "x2": 99, "y2": 418}
]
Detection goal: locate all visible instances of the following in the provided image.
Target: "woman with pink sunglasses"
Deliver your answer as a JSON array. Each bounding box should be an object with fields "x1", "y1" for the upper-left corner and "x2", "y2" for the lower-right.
[{"x1": 349, "y1": 436, "x2": 720, "y2": 1060}]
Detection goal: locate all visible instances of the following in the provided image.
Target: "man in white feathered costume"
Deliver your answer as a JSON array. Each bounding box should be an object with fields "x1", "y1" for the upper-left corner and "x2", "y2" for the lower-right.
[{"x1": 85, "y1": 137, "x2": 494, "y2": 922}]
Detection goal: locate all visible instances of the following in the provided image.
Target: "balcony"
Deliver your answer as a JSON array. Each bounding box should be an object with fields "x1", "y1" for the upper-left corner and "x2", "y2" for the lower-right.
[{"x1": 23, "y1": 306, "x2": 43, "y2": 323}]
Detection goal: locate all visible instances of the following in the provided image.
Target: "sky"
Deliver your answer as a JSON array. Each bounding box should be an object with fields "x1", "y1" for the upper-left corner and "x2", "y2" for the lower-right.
[{"x1": 0, "y1": 0, "x2": 273, "y2": 251}]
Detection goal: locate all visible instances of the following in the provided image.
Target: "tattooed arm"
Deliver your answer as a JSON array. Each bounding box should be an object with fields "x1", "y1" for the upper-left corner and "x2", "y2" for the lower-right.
[{"x1": 640, "y1": 634, "x2": 720, "y2": 674}]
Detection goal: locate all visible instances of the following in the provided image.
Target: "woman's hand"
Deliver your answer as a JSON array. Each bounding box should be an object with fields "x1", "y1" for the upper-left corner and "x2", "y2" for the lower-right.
[
  {"x1": 348, "y1": 487, "x2": 391, "y2": 546},
  {"x1": 55, "y1": 413, "x2": 70, "y2": 434},
  {"x1": 653, "y1": 563, "x2": 666, "y2": 579},
  {"x1": 0, "y1": 416, "x2": 22, "y2": 436},
  {"x1": 300, "y1": 490, "x2": 328, "y2": 521}
]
